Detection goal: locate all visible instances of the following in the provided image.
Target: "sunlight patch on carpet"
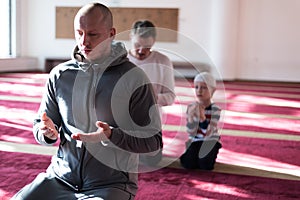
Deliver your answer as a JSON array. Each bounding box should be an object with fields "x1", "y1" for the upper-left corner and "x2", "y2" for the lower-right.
[
  {"x1": 163, "y1": 124, "x2": 300, "y2": 141},
  {"x1": 0, "y1": 107, "x2": 37, "y2": 123},
  {"x1": 0, "y1": 121, "x2": 32, "y2": 131},
  {"x1": 225, "y1": 90, "x2": 300, "y2": 99},
  {"x1": 218, "y1": 148, "x2": 300, "y2": 178},
  {"x1": 223, "y1": 115, "x2": 300, "y2": 133},
  {"x1": 224, "y1": 110, "x2": 300, "y2": 120},
  {"x1": 0, "y1": 141, "x2": 57, "y2": 155},
  {"x1": 0, "y1": 95, "x2": 41, "y2": 103},
  {"x1": 190, "y1": 179, "x2": 251, "y2": 198}
]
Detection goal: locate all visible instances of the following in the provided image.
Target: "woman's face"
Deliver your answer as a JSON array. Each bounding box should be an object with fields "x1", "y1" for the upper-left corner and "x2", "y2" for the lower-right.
[{"x1": 130, "y1": 35, "x2": 155, "y2": 60}]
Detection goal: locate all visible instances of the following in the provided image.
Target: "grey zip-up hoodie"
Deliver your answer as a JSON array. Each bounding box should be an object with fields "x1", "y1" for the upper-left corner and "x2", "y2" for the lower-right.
[{"x1": 33, "y1": 42, "x2": 162, "y2": 195}]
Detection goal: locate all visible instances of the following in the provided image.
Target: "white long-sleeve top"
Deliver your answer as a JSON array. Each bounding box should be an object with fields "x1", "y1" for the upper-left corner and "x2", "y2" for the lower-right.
[{"x1": 128, "y1": 51, "x2": 176, "y2": 106}]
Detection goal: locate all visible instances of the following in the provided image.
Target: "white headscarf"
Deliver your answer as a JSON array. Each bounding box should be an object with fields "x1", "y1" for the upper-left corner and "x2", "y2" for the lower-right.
[{"x1": 194, "y1": 72, "x2": 216, "y2": 88}]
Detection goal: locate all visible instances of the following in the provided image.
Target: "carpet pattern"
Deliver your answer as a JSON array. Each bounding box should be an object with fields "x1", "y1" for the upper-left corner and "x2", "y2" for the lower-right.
[{"x1": 0, "y1": 73, "x2": 299, "y2": 199}]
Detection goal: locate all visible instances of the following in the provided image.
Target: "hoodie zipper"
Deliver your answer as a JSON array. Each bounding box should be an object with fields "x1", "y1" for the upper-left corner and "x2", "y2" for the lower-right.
[
  {"x1": 78, "y1": 65, "x2": 95, "y2": 191},
  {"x1": 78, "y1": 64, "x2": 102, "y2": 191}
]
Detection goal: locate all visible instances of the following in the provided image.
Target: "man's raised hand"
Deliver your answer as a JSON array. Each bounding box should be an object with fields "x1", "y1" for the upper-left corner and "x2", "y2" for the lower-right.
[
  {"x1": 71, "y1": 121, "x2": 112, "y2": 143},
  {"x1": 40, "y1": 112, "x2": 59, "y2": 140}
]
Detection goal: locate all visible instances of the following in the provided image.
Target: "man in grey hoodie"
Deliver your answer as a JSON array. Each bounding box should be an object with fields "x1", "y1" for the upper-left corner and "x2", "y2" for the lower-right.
[{"x1": 12, "y1": 3, "x2": 162, "y2": 200}]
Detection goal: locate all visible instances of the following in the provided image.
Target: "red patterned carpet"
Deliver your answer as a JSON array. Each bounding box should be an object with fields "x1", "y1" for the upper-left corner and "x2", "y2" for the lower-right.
[{"x1": 0, "y1": 73, "x2": 299, "y2": 199}]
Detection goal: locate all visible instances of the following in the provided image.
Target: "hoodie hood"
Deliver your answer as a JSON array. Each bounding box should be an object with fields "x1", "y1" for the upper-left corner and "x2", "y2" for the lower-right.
[{"x1": 72, "y1": 41, "x2": 129, "y2": 71}]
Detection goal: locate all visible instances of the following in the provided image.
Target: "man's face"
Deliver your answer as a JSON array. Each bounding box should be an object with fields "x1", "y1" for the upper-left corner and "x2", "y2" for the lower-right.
[
  {"x1": 130, "y1": 35, "x2": 155, "y2": 60},
  {"x1": 74, "y1": 11, "x2": 115, "y2": 61}
]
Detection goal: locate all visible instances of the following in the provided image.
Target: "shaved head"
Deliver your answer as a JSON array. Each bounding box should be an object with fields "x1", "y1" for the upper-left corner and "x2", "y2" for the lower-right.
[
  {"x1": 75, "y1": 3, "x2": 113, "y2": 29},
  {"x1": 74, "y1": 3, "x2": 116, "y2": 61}
]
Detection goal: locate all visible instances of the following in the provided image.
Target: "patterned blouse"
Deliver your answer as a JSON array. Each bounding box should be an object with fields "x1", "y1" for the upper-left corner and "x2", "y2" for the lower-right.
[{"x1": 186, "y1": 102, "x2": 221, "y2": 142}]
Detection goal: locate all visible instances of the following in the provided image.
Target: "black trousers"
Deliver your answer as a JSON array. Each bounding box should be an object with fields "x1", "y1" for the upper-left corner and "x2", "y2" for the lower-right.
[
  {"x1": 180, "y1": 140, "x2": 222, "y2": 170},
  {"x1": 11, "y1": 172, "x2": 135, "y2": 200}
]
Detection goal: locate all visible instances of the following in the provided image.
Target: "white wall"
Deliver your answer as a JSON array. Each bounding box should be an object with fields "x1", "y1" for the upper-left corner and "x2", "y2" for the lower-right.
[
  {"x1": 208, "y1": 0, "x2": 239, "y2": 80},
  {"x1": 17, "y1": 0, "x2": 227, "y2": 79},
  {"x1": 15, "y1": 0, "x2": 300, "y2": 82},
  {"x1": 238, "y1": 0, "x2": 300, "y2": 82}
]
